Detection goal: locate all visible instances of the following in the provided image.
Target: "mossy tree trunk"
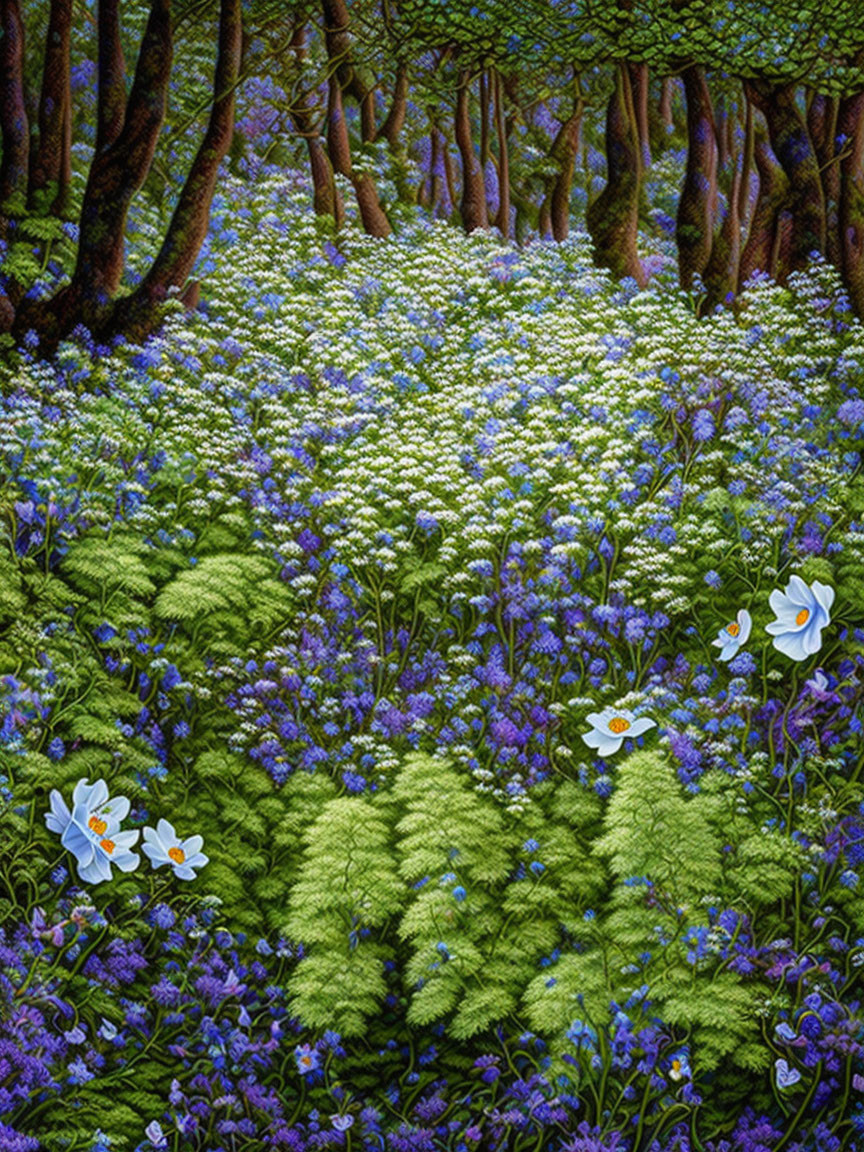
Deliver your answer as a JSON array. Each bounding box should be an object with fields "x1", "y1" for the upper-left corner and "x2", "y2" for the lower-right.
[
  {"x1": 28, "y1": 0, "x2": 72, "y2": 213},
  {"x1": 455, "y1": 69, "x2": 489, "y2": 233},
  {"x1": 586, "y1": 63, "x2": 644, "y2": 284},
  {"x1": 745, "y1": 80, "x2": 825, "y2": 274},
  {"x1": 676, "y1": 65, "x2": 717, "y2": 289}
]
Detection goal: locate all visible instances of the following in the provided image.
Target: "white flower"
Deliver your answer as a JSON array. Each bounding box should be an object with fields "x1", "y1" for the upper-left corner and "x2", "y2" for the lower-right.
[
  {"x1": 766, "y1": 576, "x2": 834, "y2": 661},
  {"x1": 581, "y1": 707, "x2": 655, "y2": 757},
  {"x1": 712, "y1": 609, "x2": 751, "y2": 662},
  {"x1": 46, "y1": 779, "x2": 139, "y2": 885},
  {"x1": 142, "y1": 819, "x2": 208, "y2": 880}
]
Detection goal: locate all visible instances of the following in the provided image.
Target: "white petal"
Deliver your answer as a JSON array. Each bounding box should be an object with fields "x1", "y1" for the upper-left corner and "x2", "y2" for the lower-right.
[
  {"x1": 811, "y1": 581, "x2": 835, "y2": 614},
  {"x1": 142, "y1": 842, "x2": 171, "y2": 866},
  {"x1": 738, "y1": 610, "x2": 752, "y2": 644},
  {"x1": 627, "y1": 717, "x2": 655, "y2": 738},
  {"x1": 156, "y1": 817, "x2": 177, "y2": 844},
  {"x1": 181, "y1": 834, "x2": 204, "y2": 856},
  {"x1": 785, "y1": 575, "x2": 812, "y2": 609},
  {"x1": 593, "y1": 735, "x2": 624, "y2": 757}
]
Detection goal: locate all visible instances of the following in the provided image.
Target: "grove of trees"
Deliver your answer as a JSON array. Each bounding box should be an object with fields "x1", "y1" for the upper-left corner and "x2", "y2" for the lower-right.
[{"x1": 2, "y1": 0, "x2": 864, "y2": 351}]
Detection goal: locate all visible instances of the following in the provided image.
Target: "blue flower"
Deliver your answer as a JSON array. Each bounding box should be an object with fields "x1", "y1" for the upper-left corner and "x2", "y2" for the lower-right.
[
  {"x1": 582, "y1": 707, "x2": 655, "y2": 757},
  {"x1": 774, "y1": 1057, "x2": 802, "y2": 1089},
  {"x1": 142, "y1": 819, "x2": 208, "y2": 881},
  {"x1": 766, "y1": 577, "x2": 834, "y2": 661},
  {"x1": 144, "y1": 1121, "x2": 168, "y2": 1149},
  {"x1": 294, "y1": 1043, "x2": 320, "y2": 1076},
  {"x1": 712, "y1": 609, "x2": 751, "y2": 662},
  {"x1": 669, "y1": 1049, "x2": 691, "y2": 1081},
  {"x1": 46, "y1": 779, "x2": 139, "y2": 885}
]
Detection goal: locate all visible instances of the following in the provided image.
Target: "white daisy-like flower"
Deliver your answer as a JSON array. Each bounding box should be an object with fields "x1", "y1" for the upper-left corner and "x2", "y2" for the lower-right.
[
  {"x1": 712, "y1": 609, "x2": 752, "y2": 662},
  {"x1": 581, "y1": 707, "x2": 656, "y2": 758},
  {"x1": 142, "y1": 819, "x2": 208, "y2": 880},
  {"x1": 46, "y1": 779, "x2": 139, "y2": 885},
  {"x1": 766, "y1": 576, "x2": 833, "y2": 661}
]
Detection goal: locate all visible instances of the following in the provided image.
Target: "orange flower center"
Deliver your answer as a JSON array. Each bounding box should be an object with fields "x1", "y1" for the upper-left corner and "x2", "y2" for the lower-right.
[
  {"x1": 726, "y1": 622, "x2": 740, "y2": 637},
  {"x1": 89, "y1": 815, "x2": 108, "y2": 836},
  {"x1": 796, "y1": 608, "x2": 810, "y2": 627},
  {"x1": 608, "y1": 716, "x2": 631, "y2": 735},
  {"x1": 100, "y1": 838, "x2": 115, "y2": 854},
  {"x1": 168, "y1": 846, "x2": 186, "y2": 865}
]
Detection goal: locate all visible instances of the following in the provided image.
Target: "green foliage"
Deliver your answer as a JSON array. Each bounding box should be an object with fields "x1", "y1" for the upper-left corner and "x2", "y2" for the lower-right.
[{"x1": 285, "y1": 795, "x2": 403, "y2": 1035}]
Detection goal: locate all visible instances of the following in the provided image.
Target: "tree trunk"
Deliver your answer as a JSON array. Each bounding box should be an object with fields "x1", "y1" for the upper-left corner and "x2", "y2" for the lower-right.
[
  {"x1": 96, "y1": 0, "x2": 126, "y2": 152},
  {"x1": 320, "y1": 0, "x2": 376, "y2": 142},
  {"x1": 493, "y1": 71, "x2": 510, "y2": 236},
  {"x1": 380, "y1": 65, "x2": 408, "y2": 150},
  {"x1": 29, "y1": 0, "x2": 73, "y2": 212},
  {"x1": 628, "y1": 61, "x2": 651, "y2": 171},
  {"x1": 14, "y1": 0, "x2": 174, "y2": 344},
  {"x1": 703, "y1": 154, "x2": 742, "y2": 310},
  {"x1": 454, "y1": 70, "x2": 488, "y2": 232},
  {"x1": 808, "y1": 92, "x2": 841, "y2": 268},
  {"x1": 479, "y1": 70, "x2": 491, "y2": 167},
  {"x1": 745, "y1": 80, "x2": 825, "y2": 273},
  {"x1": 327, "y1": 76, "x2": 391, "y2": 237},
  {"x1": 838, "y1": 92, "x2": 864, "y2": 316},
  {"x1": 112, "y1": 0, "x2": 242, "y2": 337},
  {"x1": 649, "y1": 76, "x2": 675, "y2": 154},
  {"x1": 739, "y1": 124, "x2": 789, "y2": 286},
  {"x1": 676, "y1": 65, "x2": 717, "y2": 289},
  {"x1": 541, "y1": 102, "x2": 582, "y2": 242},
  {"x1": 288, "y1": 23, "x2": 343, "y2": 226},
  {"x1": 0, "y1": 0, "x2": 30, "y2": 208},
  {"x1": 586, "y1": 64, "x2": 644, "y2": 284}
]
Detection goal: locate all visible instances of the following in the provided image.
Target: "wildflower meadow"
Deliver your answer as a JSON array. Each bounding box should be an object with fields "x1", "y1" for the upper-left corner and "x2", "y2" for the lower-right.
[{"x1": 3, "y1": 3, "x2": 864, "y2": 1151}]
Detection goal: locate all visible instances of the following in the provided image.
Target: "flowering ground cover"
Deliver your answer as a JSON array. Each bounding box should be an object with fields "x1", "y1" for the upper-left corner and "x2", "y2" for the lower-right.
[{"x1": 3, "y1": 168, "x2": 864, "y2": 1150}]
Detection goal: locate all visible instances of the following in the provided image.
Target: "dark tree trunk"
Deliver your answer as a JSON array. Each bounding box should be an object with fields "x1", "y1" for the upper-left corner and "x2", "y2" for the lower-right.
[
  {"x1": 327, "y1": 76, "x2": 391, "y2": 237},
  {"x1": 0, "y1": 0, "x2": 30, "y2": 208},
  {"x1": 29, "y1": 0, "x2": 73, "y2": 212},
  {"x1": 541, "y1": 102, "x2": 582, "y2": 242},
  {"x1": 838, "y1": 92, "x2": 864, "y2": 316},
  {"x1": 586, "y1": 64, "x2": 644, "y2": 284},
  {"x1": 628, "y1": 62, "x2": 651, "y2": 171},
  {"x1": 649, "y1": 76, "x2": 675, "y2": 153},
  {"x1": 493, "y1": 71, "x2": 510, "y2": 236},
  {"x1": 745, "y1": 80, "x2": 825, "y2": 273},
  {"x1": 14, "y1": 0, "x2": 174, "y2": 344},
  {"x1": 739, "y1": 124, "x2": 789, "y2": 286},
  {"x1": 454, "y1": 70, "x2": 488, "y2": 232},
  {"x1": 380, "y1": 65, "x2": 408, "y2": 149},
  {"x1": 676, "y1": 66, "x2": 717, "y2": 289},
  {"x1": 808, "y1": 92, "x2": 841, "y2": 268},
  {"x1": 96, "y1": 0, "x2": 126, "y2": 152},
  {"x1": 288, "y1": 23, "x2": 343, "y2": 225},
  {"x1": 703, "y1": 154, "x2": 742, "y2": 310},
  {"x1": 737, "y1": 95, "x2": 754, "y2": 224},
  {"x1": 479, "y1": 70, "x2": 491, "y2": 167},
  {"x1": 321, "y1": 0, "x2": 376, "y2": 142},
  {"x1": 112, "y1": 0, "x2": 242, "y2": 337}
]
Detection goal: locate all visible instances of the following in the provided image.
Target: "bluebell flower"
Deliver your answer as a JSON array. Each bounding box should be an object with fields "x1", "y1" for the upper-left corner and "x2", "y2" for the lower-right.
[
  {"x1": 766, "y1": 577, "x2": 834, "y2": 661},
  {"x1": 713, "y1": 609, "x2": 752, "y2": 662}
]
